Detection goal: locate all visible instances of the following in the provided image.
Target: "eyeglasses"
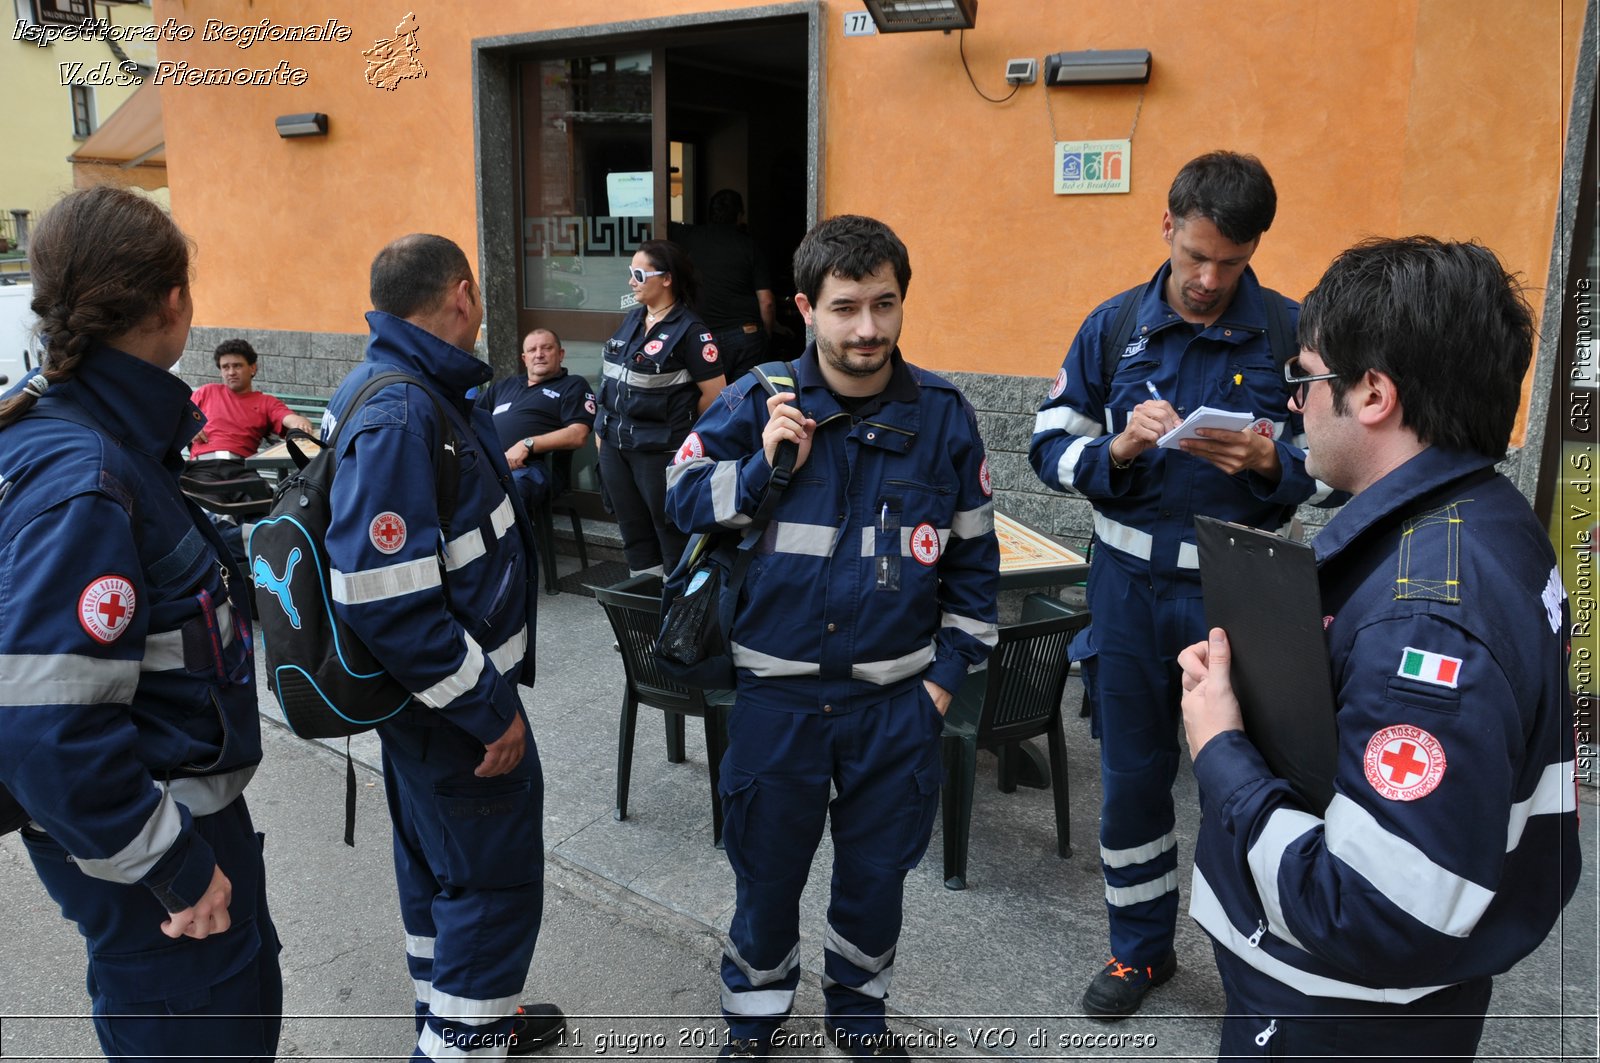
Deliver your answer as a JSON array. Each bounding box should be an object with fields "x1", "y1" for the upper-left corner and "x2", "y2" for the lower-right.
[
  {"x1": 1283, "y1": 355, "x2": 1340, "y2": 406},
  {"x1": 628, "y1": 267, "x2": 666, "y2": 284}
]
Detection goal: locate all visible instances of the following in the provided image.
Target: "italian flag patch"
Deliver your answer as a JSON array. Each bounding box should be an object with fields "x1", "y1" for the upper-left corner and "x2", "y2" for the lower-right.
[{"x1": 1398, "y1": 647, "x2": 1462, "y2": 688}]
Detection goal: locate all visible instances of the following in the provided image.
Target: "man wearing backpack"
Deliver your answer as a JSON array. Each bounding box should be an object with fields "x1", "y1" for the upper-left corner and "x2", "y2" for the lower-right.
[
  {"x1": 665, "y1": 215, "x2": 1000, "y2": 1060},
  {"x1": 1029, "y1": 152, "x2": 1339, "y2": 1020},
  {"x1": 321, "y1": 234, "x2": 563, "y2": 1059}
]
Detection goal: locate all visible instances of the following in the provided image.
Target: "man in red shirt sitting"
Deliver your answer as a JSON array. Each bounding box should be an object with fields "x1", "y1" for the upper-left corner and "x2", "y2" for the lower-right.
[{"x1": 185, "y1": 338, "x2": 317, "y2": 501}]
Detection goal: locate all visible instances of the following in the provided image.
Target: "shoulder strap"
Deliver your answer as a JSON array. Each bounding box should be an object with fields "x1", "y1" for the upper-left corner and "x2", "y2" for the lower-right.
[
  {"x1": 330, "y1": 371, "x2": 462, "y2": 539},
  {"x1": 1101, "y1": 283, "x2": 1151, "y2": 391},
  {"x1": 1260, "y1": 286, "x2": 1294, "y2": 375},
  {"x1": 747, "y1": 361, "x2": 800, "y2": 510}
]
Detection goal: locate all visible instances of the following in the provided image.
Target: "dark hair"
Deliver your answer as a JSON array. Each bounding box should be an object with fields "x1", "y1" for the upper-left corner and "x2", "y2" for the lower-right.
[
  {"x1": 637, "y1": 239, "x2": 699, "y2": 310},
  {"x1": 0, "y1": 187, "x2": 191, "y2": 431},
  {"x1": 708, "y1": 189, "x2": 743, "y2": 225},
  {"x1": 370, "y1": 233, "x2": 473, "y2": 319},
  {"x1": 214, "y1": 337, "x2": 258, "y2": 367},
  {"x1": 1298, "y1": 236, "x2": 1535, "y2": 459},
  {"x1": 524, "y1": 326, "x2": 562, "y2": 348},
  {"x1": 792, "y1": 214, "x2": 912, "y2": 305},
  {"x1": 1167, "y1": 152, "x2": 1277, "y2": 244}
]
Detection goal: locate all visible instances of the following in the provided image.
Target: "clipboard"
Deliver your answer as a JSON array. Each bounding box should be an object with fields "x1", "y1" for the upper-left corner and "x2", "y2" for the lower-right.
[{"x1": 1194, "y1": 515, "x2": 1337, "y2": 812}]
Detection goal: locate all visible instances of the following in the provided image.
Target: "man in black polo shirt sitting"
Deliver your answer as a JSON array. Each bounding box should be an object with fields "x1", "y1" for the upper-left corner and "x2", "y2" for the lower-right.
[{"x1": 478, "y1": 327, "x2": 597, "y2": 512}]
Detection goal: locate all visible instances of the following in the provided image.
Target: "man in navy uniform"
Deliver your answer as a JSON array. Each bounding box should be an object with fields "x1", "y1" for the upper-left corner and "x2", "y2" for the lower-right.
[
  {"x1": 666, "y1": 215, "x2": 999, "y2": 1061},
  {"x1": 322, "y1": 235, "x2": 564, "y2": 1059},
  {"x1": 1030, "y1": 151, "x2": 1338, "y2": 1019},
  {"x1": 1179, "y1": 237, "x2": 1580, "y2": 1061},
  {"x1": 478, "y1": 327, "x2": 596, "y2": 512}
]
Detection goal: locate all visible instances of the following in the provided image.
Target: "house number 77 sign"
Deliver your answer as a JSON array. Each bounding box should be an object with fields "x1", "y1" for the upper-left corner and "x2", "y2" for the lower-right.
[{"x1": 843, "y1": 11, "x2": 876, "y2": 36}]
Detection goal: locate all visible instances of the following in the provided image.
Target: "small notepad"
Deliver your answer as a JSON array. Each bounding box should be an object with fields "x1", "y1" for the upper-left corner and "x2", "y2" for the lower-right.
[{"x1": 1157, "y1": 407, "x2": 1255, "y2": 449}]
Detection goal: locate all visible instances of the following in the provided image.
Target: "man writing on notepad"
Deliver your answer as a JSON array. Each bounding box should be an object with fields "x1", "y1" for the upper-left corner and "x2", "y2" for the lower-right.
[
  {"x1": 1029, "y1": 151, "x2": 1339, "y2": 1019},
  {"x1": 1178, "y1": 237, "x2": 1579, "y2": 1061}
]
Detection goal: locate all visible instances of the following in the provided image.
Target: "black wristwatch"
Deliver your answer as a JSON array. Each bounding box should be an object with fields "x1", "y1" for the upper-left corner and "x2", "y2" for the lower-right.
[{"x1": 521, "y1": 436, "x2": 536, "y2": 451}]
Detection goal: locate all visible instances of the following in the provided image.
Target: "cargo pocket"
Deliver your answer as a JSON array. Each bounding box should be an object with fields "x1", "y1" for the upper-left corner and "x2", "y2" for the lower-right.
[
  {"x1": 718, "y1": 766, "x2": 828, "y2": 885},
  {"x1": 432, "y1": 777, "x2": 540, "y2": 890},
  {"x1": 880, "y1": 757, "x2": 945, "y2": 872}
]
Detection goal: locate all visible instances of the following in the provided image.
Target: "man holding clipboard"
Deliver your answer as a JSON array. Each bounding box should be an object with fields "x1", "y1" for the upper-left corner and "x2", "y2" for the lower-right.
[{"x1": 1179, "y1": 238, "x2": 1580, "y2": 1061}]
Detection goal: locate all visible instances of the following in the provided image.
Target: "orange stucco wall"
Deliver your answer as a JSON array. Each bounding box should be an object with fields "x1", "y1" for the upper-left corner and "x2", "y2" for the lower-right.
[{"x1": 156, "y1": 0, "x2": 1585, "y2": 405}]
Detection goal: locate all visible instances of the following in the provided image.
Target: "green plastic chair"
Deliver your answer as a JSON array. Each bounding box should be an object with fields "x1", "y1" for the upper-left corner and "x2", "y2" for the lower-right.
[
  {"x1": 940, "y1": 594, "x2": 1091, "y2": 890},
  {"x1": 592, "y1": 574, "x2": 734, "y2": 848}
]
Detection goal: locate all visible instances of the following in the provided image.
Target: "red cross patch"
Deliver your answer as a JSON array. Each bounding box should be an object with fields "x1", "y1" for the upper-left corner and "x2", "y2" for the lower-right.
[
  {"x1": 1248, "y1": 417, "x2": 1276, "y2": 438},
  {"x1": 702, "y1": 342, "x2": 719, "y2": 363},
  {"x1": 79, "y1": 575, "x2": 136, "y2": 644},
  {"x1": 1049, "y1": 368, "x2": 1067, "y2": 400},
  {"x1": 1363, "y1": 724, "x2": 1447, "y2": 801},
  {"x1": 978, "y1": 456, "x2": 992, "y2": 497},
  {"x1": 369, "y1": 511, "x2": 407, "y2": 555},
  {"x1": 585, "y1": 397, "x2": 597, "y2": 415},
  {"x1": 674, "y1": 431, "x2": 705, "y2": 465},
  {"x1": 909, "y1": 522, "x2": 941, "y2": 566},
  {"x1": 643, "y1": 339, "x2": 664, "y2": 356}
]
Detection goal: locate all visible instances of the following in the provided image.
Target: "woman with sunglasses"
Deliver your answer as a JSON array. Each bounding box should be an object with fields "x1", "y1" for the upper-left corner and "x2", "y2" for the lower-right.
[{"x1": 595, "y1": 239, "x2": 724, "y2": 576}]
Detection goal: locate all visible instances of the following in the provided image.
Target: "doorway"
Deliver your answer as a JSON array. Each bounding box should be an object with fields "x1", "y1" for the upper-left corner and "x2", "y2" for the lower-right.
[{"x1": 491, "y1": 9, "x2": 814, "y2": 516}]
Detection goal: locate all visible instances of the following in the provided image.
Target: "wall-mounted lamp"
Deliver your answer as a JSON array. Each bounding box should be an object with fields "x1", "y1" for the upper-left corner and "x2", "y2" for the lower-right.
[
  {"x1": 275, "y1": 112, "x2": 329, "y2": 138},
  {"x1": 863, "y1": 0, "x2": 977, "y2": 34},
  {"x1": 1044, "y1": 49, "x2": 1152, "y2": 86}
]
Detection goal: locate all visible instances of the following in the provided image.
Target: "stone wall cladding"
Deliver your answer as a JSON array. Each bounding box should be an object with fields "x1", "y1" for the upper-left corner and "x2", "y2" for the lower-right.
[{"x1": 181, "y1": 325, "x2": 366, "y2": 398}]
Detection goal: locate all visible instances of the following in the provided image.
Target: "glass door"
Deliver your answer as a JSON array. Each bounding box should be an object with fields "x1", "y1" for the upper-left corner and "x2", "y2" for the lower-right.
[{"x1": 515, "y1": 48, "x2": 666, "y2": 505}]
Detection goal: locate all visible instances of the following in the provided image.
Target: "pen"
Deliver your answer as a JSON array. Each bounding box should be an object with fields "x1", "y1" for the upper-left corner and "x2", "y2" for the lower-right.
[{"x1": 1145, "y1": 380, "x2": 1165, "y2": 403}]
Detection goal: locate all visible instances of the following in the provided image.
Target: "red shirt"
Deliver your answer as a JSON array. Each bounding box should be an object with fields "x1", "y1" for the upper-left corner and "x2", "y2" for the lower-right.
[{"x1": 189, "y1": 383, "x2": 292, "y2": 458}]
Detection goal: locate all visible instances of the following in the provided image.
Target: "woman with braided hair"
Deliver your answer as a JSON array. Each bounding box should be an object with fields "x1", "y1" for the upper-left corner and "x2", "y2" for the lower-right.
[{"x1": 0, "y1": 186, "x2": 282, "y2": 1060}]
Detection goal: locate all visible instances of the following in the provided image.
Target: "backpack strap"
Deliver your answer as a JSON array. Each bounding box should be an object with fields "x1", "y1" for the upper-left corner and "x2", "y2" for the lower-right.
[
  {"x1": 1260, "y1": 285, "x2": 1294, "y2": 375},
  {"x1": 330, "y1": 371, "x2": 463, "y2": 539},
  {"x1": 1100, "y1": 281, "x2": 1155, "y2": 393},
  {"x1": 717, "y1": 360, "x2": 801, "y2": 596}
]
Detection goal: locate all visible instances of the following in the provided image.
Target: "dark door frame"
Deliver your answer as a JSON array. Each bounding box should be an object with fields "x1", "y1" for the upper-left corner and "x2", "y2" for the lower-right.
[{"x1": 472, "y1": 2, "x2": 823, "y2": 387}]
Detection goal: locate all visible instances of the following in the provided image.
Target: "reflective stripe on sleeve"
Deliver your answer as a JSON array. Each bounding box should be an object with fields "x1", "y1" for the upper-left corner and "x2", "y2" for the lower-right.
[
  {"x1": 486, "y1": 625, "x2": 528, "y2": 676},
  {"x1": 331, "y1": 556, "x2": 442, "y2": 605},
  {"x1": 1323, "y1": 793, "x2": 1495, "y2": 938},
  {"x1": 1055, "y1": 436, "x2": 1092, "y2": 491},
  {"x1": 941, "y1": 611, "x2": 998, "y2": 647},
  {"x1": 1190, "y1": 868, "x2": 1450, "y2": 1003},
  {"x1": 951, "y1": 503, "x2": 994, "y2": 540},
  {"x1": 74, "y1": 786, "x2": 182, "y2": 885},
  {"x1": 1245, "y1": 807, "x2": 1320, "y2": 952},
  {"x1": 711, "y1": 461, "x2": 753, "y2": 528},
  {"x1": 1034, "y1": 405, "x2": 1104, "y2": 439},
  {"x1": 1505, "y1": 759, "x2": 1577, "y2": 851},
  {"x1": 0, "y1": 653, "x2": 139, "y2": 707},
  {"x1": 416, "y1": 635, "x2": 486, "y2": 709}
]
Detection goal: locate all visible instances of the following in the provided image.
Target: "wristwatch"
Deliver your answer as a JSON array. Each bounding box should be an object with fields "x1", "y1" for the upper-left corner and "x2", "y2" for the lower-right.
[{"x1": 521, "y1": 436, "x2": 536, "y2": 451}]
